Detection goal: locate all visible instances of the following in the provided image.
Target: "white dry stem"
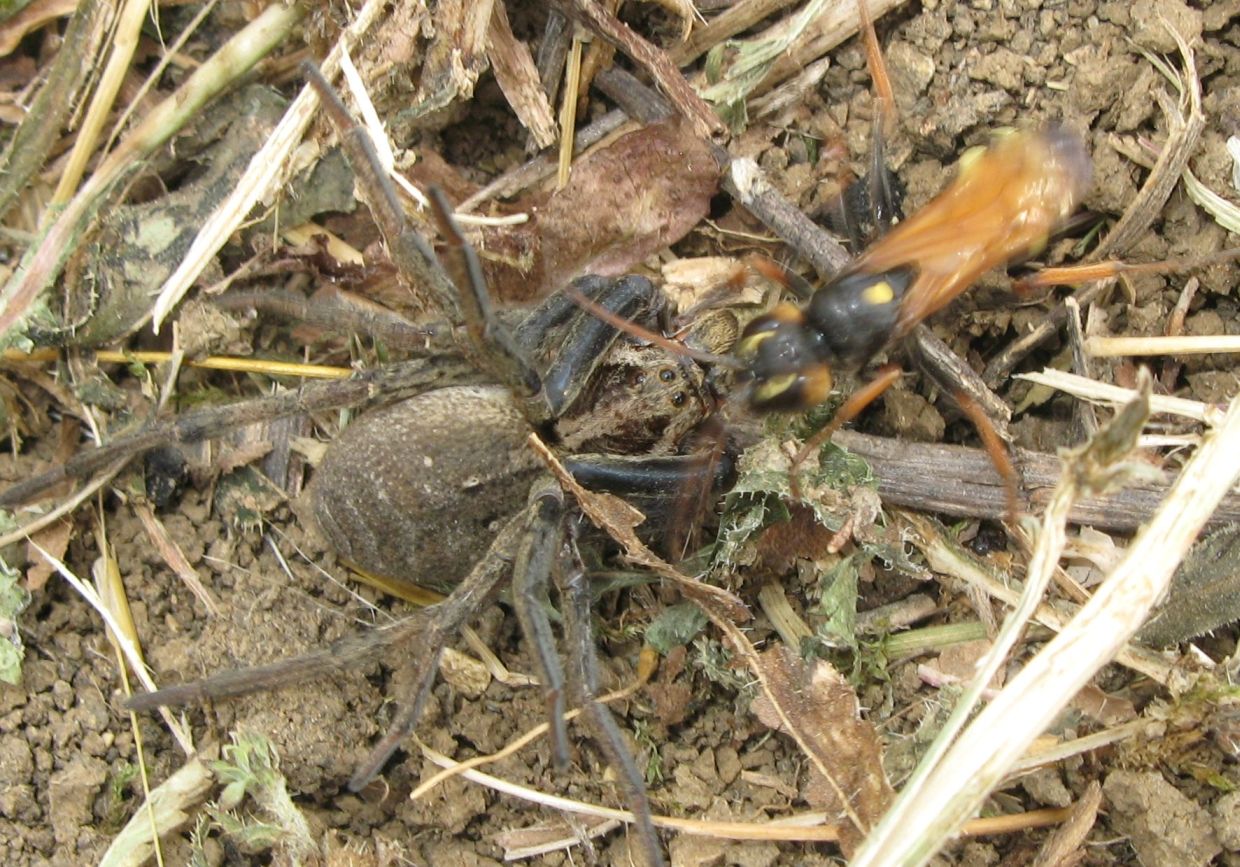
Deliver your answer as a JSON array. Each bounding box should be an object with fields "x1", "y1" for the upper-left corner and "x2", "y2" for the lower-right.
[
  {"x1": 851, "y1": 394, "x2": 1240, "y2": 867},
  {"x1": 1017, "y1": 368, "x2": 1222, "y2": 424},
  {"x1": 906, "y1": 514, "x2": 1177, "y2": 686},
  {"x1": 52, "y1": 0, "x2": 154, "y2": 204},
  {"x1": 336, "y1": 48, "x2": 527, "y2": 228},
  {"x1": 30, "y1": 542, "x2": 195, "y2": 754},
  {"x1": 1184, "y1": 164, "x2": 1240, "y2": 233},
  {"x1": 0, "y1": 2, "x2": 302, "y2": 343},
  {"x1": 886, "y1": 481, "x2": 1075, "y2": 839},
  {"x1": 416, "y1": 740, "x2": 846, "y2": 845},
  {"x1": 1086, "y1": 334, "x2": 1240, "y2": 357}
]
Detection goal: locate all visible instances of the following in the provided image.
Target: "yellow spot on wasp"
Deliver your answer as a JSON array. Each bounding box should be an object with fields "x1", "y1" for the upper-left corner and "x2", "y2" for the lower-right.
[
  {"x1": 736, "y1": 330, "x2": 774, "y2": 358},
  {"x1": 753, "y1": 373, "x2": 797, "y2": 405},
  {"x1": 862, "y1": 281, "x2": 895, "y2": 307}
]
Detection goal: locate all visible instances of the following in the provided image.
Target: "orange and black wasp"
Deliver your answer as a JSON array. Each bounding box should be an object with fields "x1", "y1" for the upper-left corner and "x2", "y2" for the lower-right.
[{"x1": 736, "y1": 126, "x2": 1092, "y2": 415}]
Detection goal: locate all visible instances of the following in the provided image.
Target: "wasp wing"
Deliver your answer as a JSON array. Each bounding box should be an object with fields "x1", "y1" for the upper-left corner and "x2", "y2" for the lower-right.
[{"x1": 852, "y1": 128, "x2": 1091, "y2": 339}]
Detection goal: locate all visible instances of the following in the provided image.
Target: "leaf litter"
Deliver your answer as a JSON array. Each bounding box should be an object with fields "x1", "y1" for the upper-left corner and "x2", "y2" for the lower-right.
[{"x1": 1, "y1": 1, "x2": 1240, "y2": 865}]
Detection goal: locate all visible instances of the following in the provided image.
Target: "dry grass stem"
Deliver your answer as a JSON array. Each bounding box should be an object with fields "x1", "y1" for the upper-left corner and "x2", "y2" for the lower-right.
[
  {"x1": 1094, "y1": 26, "x2": 1202, "y2": 259},
  {"x1": 852, "y1": 393, "x2": 1240, "y2": 866},
  {"x1": 420, "y1": 742, "x2": 1071, "y2": 853},
  {"x1": 51, "y1": 0, "x2": 154, "y2": 204},
  {"x1": 902, "y1": 512, "x2": 1178, "y2": 686},
  {"x1": 95, "y1": 753, "x2": 215, "y2": 867},
  {"x1": 147, "y1": 0, "x2": 387, "y2": 330},
  {"x1": 30, "y1": 542, "x2": 195, "y2": 754},
  {"x1": 0, "y1": 2, "x2": 303, "y2": 343},
  {"x1": 1017, "y1": 368, "x2": 1219, "y2": 423},
  {"x1": 1086, "y1": 334, "x2": 1240, "y2": 357}
]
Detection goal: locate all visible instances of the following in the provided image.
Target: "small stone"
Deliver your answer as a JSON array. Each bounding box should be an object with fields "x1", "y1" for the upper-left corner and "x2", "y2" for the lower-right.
[{"x1": 1104, "y1": 770, "x2": 1220, "y2": 866}]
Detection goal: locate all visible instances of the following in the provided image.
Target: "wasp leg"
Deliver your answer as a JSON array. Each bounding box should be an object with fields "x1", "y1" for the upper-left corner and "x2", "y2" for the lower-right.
[
  {"x1": 561, "y1": 562, "x2": 665, "y2": 867},
  {"x1": 953, "y1": 390, "x2": 1023, "y2": 526},
  {"x1": 790, "y1": 364, "x2": 902, "y2": 498}
]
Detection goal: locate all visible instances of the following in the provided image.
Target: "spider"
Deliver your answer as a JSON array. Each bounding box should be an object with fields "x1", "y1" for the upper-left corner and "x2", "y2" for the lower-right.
[{"x1": 125, "y1": 64, "x2": 735, "y2": 867}]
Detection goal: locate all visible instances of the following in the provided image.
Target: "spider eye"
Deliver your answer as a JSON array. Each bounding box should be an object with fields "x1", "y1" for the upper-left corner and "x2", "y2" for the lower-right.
[
  {"x1": 628, "y1": 370, "x2": 646, "y2": 386},
  {"x1": 659, "y1": 368, "x2": 676, "y2": 382},
  {"x1": 672, "y1": 391, "x2": 687, "y2": 407}
]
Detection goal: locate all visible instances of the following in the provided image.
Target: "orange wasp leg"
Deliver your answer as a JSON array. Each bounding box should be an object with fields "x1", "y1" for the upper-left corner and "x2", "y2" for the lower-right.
[
  {"x1": 1018, "y1": 246, "x2": 1240, "y2": 292},
  {"x1": 789, "y1": 364, "x2": 902, "y2": 500},
  {"x1": 954, "y1": 390, "x2": 1022, "y2": 526}
]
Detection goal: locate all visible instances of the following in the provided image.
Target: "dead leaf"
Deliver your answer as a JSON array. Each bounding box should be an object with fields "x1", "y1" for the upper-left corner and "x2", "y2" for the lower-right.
[
  {"x1": 482, "y1": 118, "x2": 721, "y2": 302},
  {"x1": 25, "y1": 519, "x2": 71, "y2": 591},
  {"x1": 749, "y1": 645, "x2": 894, "y2": 856}
]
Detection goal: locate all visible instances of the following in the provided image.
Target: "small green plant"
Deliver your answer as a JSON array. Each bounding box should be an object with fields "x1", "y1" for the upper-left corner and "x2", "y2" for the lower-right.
[
  {"x1": 101, "y1": 762, "x2": 139, "y2": 831},
  {"x1": 0, "y1": 542, "x2": 29, "y2": 686},
  {"x1": 631, "y1": 718, "x2": 665, "y2": 786},
  {"x1": 207, "y1": 732, "x2": 317, "y2": 862}
]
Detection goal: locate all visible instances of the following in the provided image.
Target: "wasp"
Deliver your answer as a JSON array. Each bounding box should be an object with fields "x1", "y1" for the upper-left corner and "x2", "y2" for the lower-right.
[{"x1": 735, "y1": 127, "x2": 1092, "y2": 415}]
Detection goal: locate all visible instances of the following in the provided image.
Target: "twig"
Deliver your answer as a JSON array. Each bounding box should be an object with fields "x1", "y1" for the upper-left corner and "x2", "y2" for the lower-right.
[
  {"x1": 551, "y1": 0, "x2": 722, "y2": 139},
  {"x1": 670, "y1": 0, "x2": 802, "y2": 67},
  {"x1": 832, "y1": 424, "x2": 1240, "y2": 531}
]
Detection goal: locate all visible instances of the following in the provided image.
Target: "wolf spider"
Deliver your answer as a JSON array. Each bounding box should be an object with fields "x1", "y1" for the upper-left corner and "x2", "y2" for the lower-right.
[{"x1": 126, "y1": 65, "x2": 733, "y2": 866}]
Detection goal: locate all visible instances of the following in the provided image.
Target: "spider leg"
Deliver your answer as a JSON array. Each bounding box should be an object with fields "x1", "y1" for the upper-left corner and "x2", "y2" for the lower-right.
[
  {"x1": 126, "y1": 510, "x2": 526, "y2": 790},
  {"x1": 509, "y1": 475, "x2": 666, "y2": 865},
  {"x1": 561, "y1": 558, "x2": 665, "y2": 867},
  {"x1": 511, "y1": 479, "x2": 571, "y2": 768},
  {"x1": 301, "y1": 63, "x2": 462, "y2": 327}
]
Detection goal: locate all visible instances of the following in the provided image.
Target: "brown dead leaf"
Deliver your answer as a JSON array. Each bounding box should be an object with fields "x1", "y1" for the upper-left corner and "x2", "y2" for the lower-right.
[
  {"x1": 1071, "y1": 683, "x2": 1137, "y2": 726},
  {"x1": 934, "y1": 639, "x2": 1005, "y2": 690},
  {"x1": 650, "y1": 644, "x2": 692, "y2": 726},
  {"x1": 749, "y1": 645, "x2": 894, "y2": 856},
  {"x1": 482, "y1": 118, "x2": 721, "y2": 302},
  {"x1": 133, "y1": 503, "x2": 220, "y2": 615},
  {"x1": 25, "y1": 519, "x2": 71, "y2": 591}
]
